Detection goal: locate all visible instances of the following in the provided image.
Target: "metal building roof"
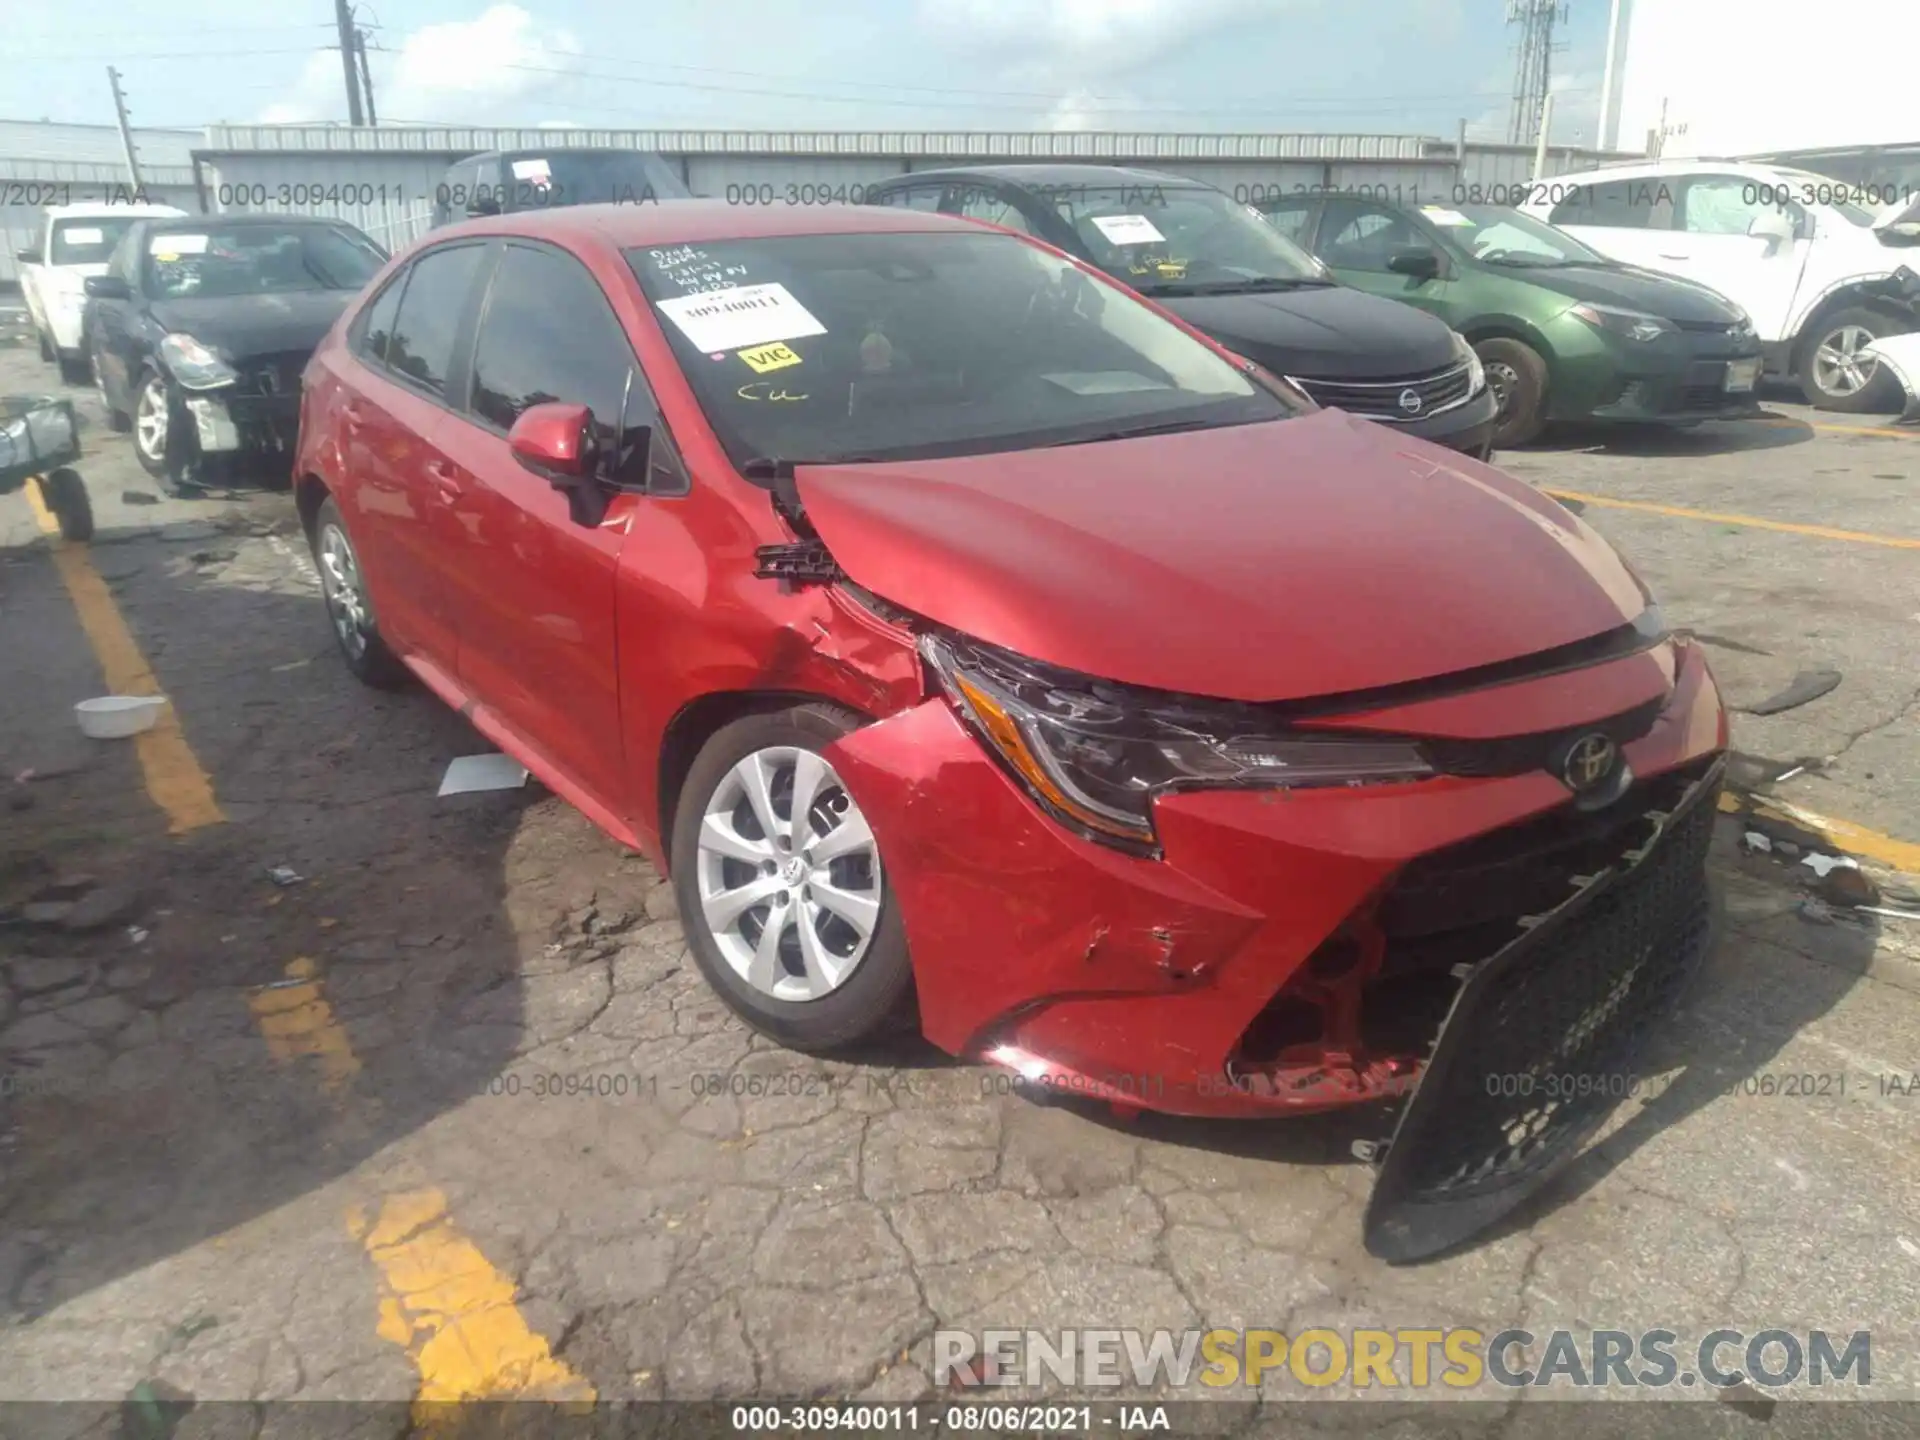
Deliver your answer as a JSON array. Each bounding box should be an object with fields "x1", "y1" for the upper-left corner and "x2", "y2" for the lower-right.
[
  {"x1": 0, "y1": 119, "x2": 199, "y2": 185},
  {"x1": 198, "y1": 124, "x2": 1449, "y2": 161}
]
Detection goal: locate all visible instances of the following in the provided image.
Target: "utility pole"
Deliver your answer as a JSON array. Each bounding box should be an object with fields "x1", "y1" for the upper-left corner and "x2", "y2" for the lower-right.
[
  {"x1": 333, "y1": 0, "x2": 365, "y2": 126},
  {"x1": 355, "y1": 27, "x2": 378, "y2": 126},
  {"x1": 1505, "y1": 0, "x2": 1568, "y2": 147},
  {"x1": 106, "y1": 68, "x2": 143, "y2": 189},
  {"x1": 1596, "y1": 0, "x2": 1625, "y2": 151},
  {"x1": 1532, "y1": 92, "x2": 1555, "y2": 181}
]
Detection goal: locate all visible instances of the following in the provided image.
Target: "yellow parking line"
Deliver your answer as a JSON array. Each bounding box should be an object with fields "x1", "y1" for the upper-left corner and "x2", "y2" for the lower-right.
[
  {"x1": 349, "y1": 1189, "x2": 598, "y2": 1415},
  {"x1": 1543, "y1": 488, "x2": 1920, "y2": 550},
  {"x1": 1720, "y1": 791, "x2": 1920, "y2": 875},
  {"x1": 24, "y1": 482, "x2": 225, "y2": 834},
  {"x1": 244, "y1": 954, "x2": 592, "y2": 1410},
  {"x1": 1756, "y1": 416, "x2": 1920, "y2": 441},
  {"x1": 247, "y1": 956, "x2": 363, "y2": 1095}
]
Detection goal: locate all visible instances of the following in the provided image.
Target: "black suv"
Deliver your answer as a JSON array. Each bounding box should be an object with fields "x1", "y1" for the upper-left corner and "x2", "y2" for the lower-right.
[
  {"x1": 431, "y1": 148, "x2": 689, "y2": 227},
  {"x1": 865, "y1": 165, "x2": 1499, "y2": 457}
]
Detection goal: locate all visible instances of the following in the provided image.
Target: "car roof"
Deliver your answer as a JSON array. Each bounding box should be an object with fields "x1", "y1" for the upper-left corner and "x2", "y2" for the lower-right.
[
  {"x1": 46, "y1": 202, "x2": 186, "y2": 221},
  {"x1": 425, "y1": 199, "x2": 991, "y2": 249},
  {"x1": 1538, "y1": 158, "x2": 1826, "y2": 188},
  {"x1": 872, "y1": 163, "x2": 1203, "y2": 190},
  {"x1": 143, "y1": 212, "x2": 361, "y2": 230}
]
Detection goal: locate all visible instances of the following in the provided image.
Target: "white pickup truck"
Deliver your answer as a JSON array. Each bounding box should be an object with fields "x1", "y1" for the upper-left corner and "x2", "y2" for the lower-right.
[{"x1": 16, "y1": 201, "x2": 185, "y2": 383}]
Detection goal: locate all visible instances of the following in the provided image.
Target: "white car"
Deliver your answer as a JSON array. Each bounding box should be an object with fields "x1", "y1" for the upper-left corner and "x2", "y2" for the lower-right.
[
  {"x1": 1521, "y1": 161, "x2": 1920, "y2": 411},
  {"x1": 16, "y1": 202, "x2": 186, "y2": 384}
]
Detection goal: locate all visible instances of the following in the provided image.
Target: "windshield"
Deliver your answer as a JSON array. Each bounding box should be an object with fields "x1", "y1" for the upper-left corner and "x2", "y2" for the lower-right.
[
  {"x1": 499, "y1": 151, "x2": 687, "y2": 207},
  {"x1": 627, "y1": 230, "x2": 1297, "y2": 467},
  {"x1": 1048, "y1": 183, "x2": 1331, "y2": 293},
  {"x1": 50, "y1": 217, "x2": 140, "y2": 265},
  {"x1": 143, "y1": 224, "x2": 385, "y2": 300},
  {"x1": 1423, "y1": 204, "x2": 1610, "y2": 266}
]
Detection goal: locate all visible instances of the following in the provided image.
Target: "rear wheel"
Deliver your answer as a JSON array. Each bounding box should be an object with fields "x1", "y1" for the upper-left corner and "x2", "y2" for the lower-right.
[
  {"x1": 1797, "y1": 307, "x2": 1901, "y2": 412},
  {"x1": 671, "y1": 705, "x2": 915, "y2": 1053},
  {"x1": 1475, "y1": 337, "x2": 1550, "y2": 447},
  {"x1": 312, "y1": 496, "x2": 409, "y2": 689},
  {"x1": 94, "y1": 343, "x2": 131, "y2": 432}
]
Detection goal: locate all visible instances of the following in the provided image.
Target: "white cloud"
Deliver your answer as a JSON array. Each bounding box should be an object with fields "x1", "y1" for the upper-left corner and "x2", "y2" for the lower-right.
[{"x1": 256, "y1": 5, "x2": 584, "y2": 125}]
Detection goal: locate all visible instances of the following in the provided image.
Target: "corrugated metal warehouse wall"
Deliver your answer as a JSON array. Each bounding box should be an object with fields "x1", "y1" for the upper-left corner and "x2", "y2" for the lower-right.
[{"x1": 6, "y1": 123, "x2": 1638, "y2": 273}]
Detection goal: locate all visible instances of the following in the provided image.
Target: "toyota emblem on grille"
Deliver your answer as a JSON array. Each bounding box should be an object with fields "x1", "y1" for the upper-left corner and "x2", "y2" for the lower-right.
[
  {"x1": 1562, "y1": 733, "x2": 1618, "y2": 792},
  {"x1": 1398, "y1": 387, "x2": 1423, "y2": 415}
]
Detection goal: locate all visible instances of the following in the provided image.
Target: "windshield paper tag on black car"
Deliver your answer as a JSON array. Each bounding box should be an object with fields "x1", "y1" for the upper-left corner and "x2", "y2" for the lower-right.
[
  {"x1": 150, "y1": 234, "x2": 208, "y2": 256},
  {"x1": 739, "y1": 342, "x2": 802, "y2": 374},
  {"x1": 1090, "y1": 214, "x2": 1166, "y2": 245},
  {"x1": 656, "y1": 282, "x2": 827, "y2": 354}
]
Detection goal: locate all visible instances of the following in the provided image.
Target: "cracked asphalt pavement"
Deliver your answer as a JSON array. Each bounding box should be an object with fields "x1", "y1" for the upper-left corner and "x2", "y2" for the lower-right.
[{"x1": 2, "y1": 331, "x2": 1918, "y2": 1427}]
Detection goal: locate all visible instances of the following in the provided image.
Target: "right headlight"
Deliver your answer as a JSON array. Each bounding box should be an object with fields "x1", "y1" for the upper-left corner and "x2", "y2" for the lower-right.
[
  {"x1": 920, "y1": 632, "x2": 1434, "y2": 854},
  {"x1": 1451, "y1": 330, "x2": 1487, "y2": 394}
]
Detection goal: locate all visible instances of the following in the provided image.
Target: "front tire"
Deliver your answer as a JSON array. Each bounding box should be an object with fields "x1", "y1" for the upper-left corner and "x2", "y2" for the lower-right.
[
  {"x1": 312, "y1": 496, "x2": 409, "y2": 689},
  {"x1": 132, "y1": 369, "x2": 193, "y2": 493},
  {"x1": 1475, "y1": 337, "x2": 1550, "y2": 447},
  {"x1": 36, "y1": 468, "x2": 94, "y2": 543},
  {"x1": 671, "y1": 705, "x2": 915, "y2": 1053},
  {"x1": 1797, "y1": 308, "x2": 1902, "y2": 412}
]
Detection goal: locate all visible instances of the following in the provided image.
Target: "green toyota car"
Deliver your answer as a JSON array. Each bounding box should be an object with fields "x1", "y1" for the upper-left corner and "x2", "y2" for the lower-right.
[{"x1": 1257, "y1": 194, "x2": 1764, "y2": 446}]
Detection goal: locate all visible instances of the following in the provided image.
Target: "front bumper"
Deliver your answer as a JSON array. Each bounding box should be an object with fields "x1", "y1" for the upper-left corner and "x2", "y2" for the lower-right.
[
  {"x1": 1549, "y1": 321, "x2": 1766, "y2": 424},
  {"x1": 181, "y1": 390, "x2": 301, "y2": 479},
  {"x1": 826, "y1": 636, "x2": 1725, "y2": 1120}
]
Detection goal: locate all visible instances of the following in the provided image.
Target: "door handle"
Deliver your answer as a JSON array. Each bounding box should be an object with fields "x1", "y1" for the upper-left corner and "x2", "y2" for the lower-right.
[{"x1": 424, "y1": 458, "x2": 464, "y2": 502}]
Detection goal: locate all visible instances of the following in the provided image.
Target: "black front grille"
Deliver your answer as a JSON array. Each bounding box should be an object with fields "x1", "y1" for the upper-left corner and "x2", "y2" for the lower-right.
[
  {"x1": 1362, "y1": 759, "x2": 1722, "y2": 1262},
  {"x1": 1420, "y1": 695, "x2": 1662, "y2": 782},
  {"x1": 1292, "y1": 361, "x2": 1475, "y2": 421},
  {"x1": 1673, "y1": 318, "x2": 1748, "y2": 336},
  {"x1": 235, "y1": 352, "x2": 310, "y2": 399}
]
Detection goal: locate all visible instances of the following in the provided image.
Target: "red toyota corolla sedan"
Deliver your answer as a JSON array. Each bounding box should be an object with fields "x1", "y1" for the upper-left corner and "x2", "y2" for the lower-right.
[{"x1": 294, "y1": 201, "x2": 1728, "y2": 1260}]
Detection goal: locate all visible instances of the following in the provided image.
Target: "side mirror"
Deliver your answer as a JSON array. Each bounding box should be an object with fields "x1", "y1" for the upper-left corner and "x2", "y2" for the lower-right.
[
  {"x1": 509, "y1": 402, "x2": 604, "y2": 525},
  {"x1": 1748, "y1": 210, "x2": 1795, "y2": 249},
  {"x1": 84, "y1": 275, "x2": 132, "y2": 300},
  {"x1": 1387, "y1": 248, "x2": 1442, "y2": 279},
  {"x1": 16, "y1": 247, "x2": 43, "y2": 265}
]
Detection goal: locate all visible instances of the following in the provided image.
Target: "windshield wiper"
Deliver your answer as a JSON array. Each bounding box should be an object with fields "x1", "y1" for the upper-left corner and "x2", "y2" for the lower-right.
[
  {"x1": 1044, "y1": 417, "x2": 1218, "y2": 448},
  {"x1": 1137, "y1": 275, "x2": 1327, "y2": 296}
]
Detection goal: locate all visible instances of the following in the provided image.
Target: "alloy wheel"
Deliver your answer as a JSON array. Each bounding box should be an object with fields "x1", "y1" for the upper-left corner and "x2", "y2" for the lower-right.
[
  {"x1": 1811, "y1": 324, "x2": 1879, "y2": 398},
  {"x1": 317, "y1": 522, "x2": 370, "y2": 660},
  {"x1": 695, "y1": 746, "x2": 883, "y2": 1003},
  {"x1": 134, "y1": 376, "x2": 170, "y2": 462},
  {"x1": 1484, "y1": 360, "x2": 1519, "y2": 420}
]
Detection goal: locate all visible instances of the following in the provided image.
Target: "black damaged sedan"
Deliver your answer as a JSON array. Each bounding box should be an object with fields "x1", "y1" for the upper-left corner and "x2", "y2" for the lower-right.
[
  {"x1": 864, "y1": 165, "x2": 1500, "y2": 458},
  {"x1": 84, "y1": 214, "x2": 386, "y2": 494}
]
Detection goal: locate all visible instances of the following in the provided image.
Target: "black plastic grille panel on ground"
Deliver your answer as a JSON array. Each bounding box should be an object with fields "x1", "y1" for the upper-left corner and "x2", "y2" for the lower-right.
[{"x1": 1362, "y1": 756, "x2": 1724, "y2": 1263}]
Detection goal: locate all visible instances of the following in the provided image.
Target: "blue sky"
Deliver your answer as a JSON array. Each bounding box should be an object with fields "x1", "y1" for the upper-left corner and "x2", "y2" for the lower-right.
[{"x1": 9, "y1": 0, "x2": 1617, "y2": 144}]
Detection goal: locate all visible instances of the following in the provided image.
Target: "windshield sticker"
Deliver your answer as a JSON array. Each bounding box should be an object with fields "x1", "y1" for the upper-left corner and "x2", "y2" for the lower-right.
[
  {"x1": 510, "y1": 158, "x2": 552, "y2": 182},
  {"x1": 647, "y1": 245, "x2": 752, "y2": 294},
  {"x1": 739, "y1": 342, "x2": 803, "y2": 374},
  {"x1": 150, "y1": 233, "x2": 209, "y2": 255},
  {"x1": 1419, "y1": 207, "x2": 1475, "y2": 226},
  {"x1": 61, "y1": 226, "x2": 105, "y2": 245},
  {"x1": 737, "y1": 382, "x2": 809, "y2": 402},
  {"x1": 1090, "y1": 214, "x2": 1167, "y2": 246},
  {"x1": 656, "y1": 282, "x2": 827, "y2": 354}
]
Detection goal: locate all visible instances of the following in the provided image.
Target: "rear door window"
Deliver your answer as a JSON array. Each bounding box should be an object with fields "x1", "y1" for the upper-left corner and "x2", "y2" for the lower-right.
[
  {"x1": 384, "y1": 243, "x2": 486, "y2": 396},
  {"x1": 1550, "y1": 177, "x2": 1675, "y2": 230},
  {"x1": 870, "y1": 183, "x2": 946, "y2": 212},
  {"x1": 354, "y1": 274, "x2": 406, "y2": 365},
  {"x1": 1317, "y1": 198, "x2": 1424, "y2": 271}
]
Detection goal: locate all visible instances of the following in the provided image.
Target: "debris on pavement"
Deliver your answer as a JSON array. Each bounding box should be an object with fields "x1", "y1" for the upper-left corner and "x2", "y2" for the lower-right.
[
  {"x1": 122, "y1": 490, "x2": 160, "y2": 505},
  {"x1": 438, "y1": 753, "x2": 530, "y2": 797},
  {"x1": 1818, "y1": 864, "x2": 1880, "y2": 908},
  {"x1": 1797, "y1": 897, "x2": 1835, "y2": 925},
  {"x1": 126, "y1": 926, "x2": 149, "y2": 945},
  {"x1": 264, "y1": 865, "x2": 303, "y2": 887},
  {"x1": 1737, "y1": 667, "x2": 1843, "y2": 716},
  {"x1": 1742, "y1": 830, "x2": 1772, "y2": 854},
  {"x1": 1801, "y1": 851, "x2": 1859, "y2": 879},
  {"x1": 1856, "y1": 905, "x2": 1920, "y2": 922}
]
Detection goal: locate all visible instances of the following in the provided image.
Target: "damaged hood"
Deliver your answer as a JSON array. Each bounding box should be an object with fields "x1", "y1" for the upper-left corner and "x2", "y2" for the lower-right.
[
  {"x1": 793, "y1": 410, "x2": 1649, "y2": 703},
  {"x1": 148, "y1": 290, "x2": 355, "y2": 363}
]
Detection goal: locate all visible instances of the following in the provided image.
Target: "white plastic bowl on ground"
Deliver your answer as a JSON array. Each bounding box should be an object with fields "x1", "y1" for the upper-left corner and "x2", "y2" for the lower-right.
[{"x1": 74, "y1": 695, "x2": 167, "y2": 739}]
